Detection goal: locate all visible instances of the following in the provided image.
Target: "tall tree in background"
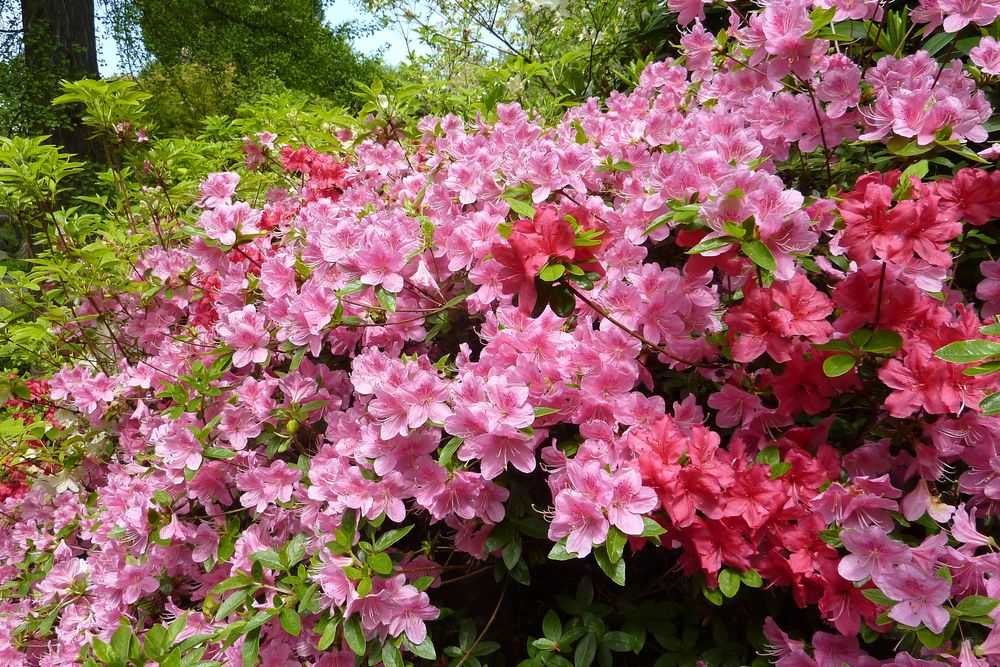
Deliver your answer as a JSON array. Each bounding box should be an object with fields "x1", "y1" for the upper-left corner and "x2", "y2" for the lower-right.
[
  {"x1": 0, "y1": 0, "x2": 99, "y2": 155},
  {"x1": 133, "y1": 0, "x2": 381, "y2": 101}
]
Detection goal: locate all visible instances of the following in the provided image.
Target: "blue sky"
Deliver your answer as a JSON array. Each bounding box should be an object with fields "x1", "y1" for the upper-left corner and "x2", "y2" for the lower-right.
[{"x1": 96, "y1": 0, "x2": 414, "y2": 77}]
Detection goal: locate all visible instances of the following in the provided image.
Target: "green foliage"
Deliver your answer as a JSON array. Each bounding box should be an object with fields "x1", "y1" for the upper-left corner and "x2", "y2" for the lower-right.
[
  {"x1": 136, "y1": 62, "x2": 241, "y2": 137},
  {"x1": 364, "y1": 0, "x2": 674, "y2": 119},
  {"x1": 0, "y1": 77, "x2": 287, "y2": 371},
  {"x1": 130, "y1": 0, "x2": 384, "y2": 106}
]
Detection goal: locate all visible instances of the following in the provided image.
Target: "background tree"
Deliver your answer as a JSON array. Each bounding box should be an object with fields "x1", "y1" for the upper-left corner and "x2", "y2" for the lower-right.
[
  {"x1": 105, "y1": 0, "x2": 384, "y2": 135},
  {"x1": 359, "y1": 0, "x2": 678, "y2": 118},
  {"x1": 0, "y1": 0, "x2": 99, "y2": 156}
]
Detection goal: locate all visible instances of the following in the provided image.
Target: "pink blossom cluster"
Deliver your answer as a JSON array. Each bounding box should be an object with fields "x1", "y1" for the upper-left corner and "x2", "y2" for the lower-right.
[{"x1": 2, "y1": 2, "x2": 1000, "y2": 665}]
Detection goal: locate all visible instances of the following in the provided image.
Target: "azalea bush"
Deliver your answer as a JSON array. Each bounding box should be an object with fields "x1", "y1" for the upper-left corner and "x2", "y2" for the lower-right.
[{"x1": 2, "y1": 0, "x2": 1000, "y2": 666}]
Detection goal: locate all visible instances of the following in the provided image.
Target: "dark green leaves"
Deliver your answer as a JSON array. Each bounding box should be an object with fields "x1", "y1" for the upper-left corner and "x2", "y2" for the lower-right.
[
  {"x1": 247, "y1": 549, "x2": 284, "y2": 571},
  {"x1": 343, "y1": 615, "x2": 367, "y2": 655},
  {"x1": 594, "y1": 545, "x2": 626, "y2": 586},
  {"x1": 279, "y1": 608, "x2": 301, "y2": 637}
]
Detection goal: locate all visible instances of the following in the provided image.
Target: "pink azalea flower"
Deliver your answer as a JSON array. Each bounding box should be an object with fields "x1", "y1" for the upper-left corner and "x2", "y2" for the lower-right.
[
  {"x1": 216, "y1": 305, "x2": 270, "y2": 368},
  {"x1": 237, "y1": 460, "x2": 300, "y2": 513},
  {"x1": 606, "y1": 468, "x2": 658, "y2": 535},
  {"x1": 838, "y1": 526, "x2": 911, "y2": 582},
  {"x1": 116, "y1": 562, "x2": 160, "y2": 605},
  {"x1": 196, "y1": 171, "x2": 239, "y2": 209},
  {"x1": 874, "y1": 564, "x2": 951, "y2": 633},
  {"x1": 970, "y1": 36, "x2": 1000, "y2": 75},
  {"x1": 470, "y1": 433, "x2": 538, "y2": 480},
  {"x1": 951, "y1": 503, "x2": 994, "y2": 548},
  {"x1": 38, "y1": 558, "x2": 89, "y2": 603},
  {"x1": 218, "y1": 404, "x2": 262, "y2": 450},
  {"x1": 548, "y1": 490, "x2": 609, "y2": 557},
  {"x1": 151, "y1": 422, "x2": 203, "y2": 471}
]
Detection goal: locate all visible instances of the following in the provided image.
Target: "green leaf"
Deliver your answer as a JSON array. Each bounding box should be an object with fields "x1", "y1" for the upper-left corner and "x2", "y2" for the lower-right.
[
  {"x1": 212, "y1": 575, "x2": 252, "y2": 595},
  {"x1": 298, "y1": 583, "x2": 319, "y2": 614},
  {"x1": 404, "y1": 635, "x2": 437, "y2": 660},
  {"x1": 505, "y1": 196, "x2": 536, "y2": 219},
  {"x1": 819, "y1": 527, "x2": 842, "y2": 547},
  {"x1": 382, "y1": 641, "x2": 403, "y2": 667},
  {"x1": 241, "y1": 626, "x2": 260, "y2": 667},
  {"x1": 539, "y1": 264, "x2": 566, "y2": 282},
  {"x1": 374, "y1": 525, "x2": 414, "y2": 552},
  {"x1": 642, "y1": 212, "x2": 673, "y2": 237},
  {"x1": 369, "y1": 552, "x2": 394, "y2": 576},
  {"x1": 91, "y1": 638, "x2": 112, "y2": 664},
  {"x1": 289, "y1": 346, "x2": 307, "y2": 371},
  {"x1": 742, "y1": 240, "x2": 776, "y2": 272},
  {"x1": 144, "y1": 625, "x2": 168, "y2": 660},
  {"x1": 594, "y1": 546, "x2": 626, "y2": 586},
  {"x1": 956, "y1": 595, "x2": 1000, "y2": 617},
  {"x1": 502, "y1": 535, "x2": 523, "y2": 570},
  {"x1": 549, "y1": 539, "x2": 577, "y2": 561},
  {"x1": 756, "y1": 446, "x2": 780, "y2": 466},
  {"x1": 248, "y1": 550, "x2": 284, "y2": 570},
  {"x1": 533, "y1": 407, "x2": 559, "y2": 418},
  {"x1": 937, "y1": 139, "x2": 989, "y2": 164},
  {"x1": 718, "y1": 569, "x2": 740, "y2": 598},
  {"x1": 863, "y1": 330, "x2": 903, "y2": 354},
  {"x1": 375, "y1": 287, "x2": 397, "y2": 314},
  {"x1": 770, "y1": 462, "x2": 792, "y2": 479},
  {"x1": 935, "y1": 339, "x2": 1000, "y2": 363},
  {"x1": 807, "y1": 5, "x2": 837, "y2": 35},
  {"x1": 602, "y1": 631, "x2": 637, "y2": 652},
  {"x1": 685, "y1": 235, "x2": 736, "y2": 255},
  {"x1": 605, "y1": 527, "x2": 627, "y2": 564},
  {"x1": 813, "y1": 339, "x2": 854, "y2": 352},
  {"x1": 823, "y1": 354, "x2": 857, "y2": 377},
  {"x1": 963, "y1": 361, "x2": 1000, "y2": 376},
  {"x1": 215, "y1": 589, "x2": 248, "y2": 621},
  {"x1": 548, "y1": 286, "x2": 576, "y2": 318},
  {"x1": 702, "y1": 584, "x2": 724, "y2": 606},
  {"x1": 317, "y1": 617, "x2": 341, "y2": 650},
  {"x1": 111, "y1": 623, "x2": 134, "y2": 661},
  {"x1": 344, "y1": 616, "x2": 366, "y2": 655},
  {"x1": 543, "y1": 610, "x2": 563, "y2": 641},
  {"x1": 279, "y1": 608, "x2": 301, "y2": 637},
  {"x1": 916, "y1": 625, "x2": 945, "y2": 650},
  {"x1": 739, "y1": 569, "x2": 763, "y2": 588},
  {"x1": 158, "y1": 649, "x2": 181, "y2": 667},
  {"x1": 961, "y1": 615, "x2": 996, "y2": 626},
  {"x1": 899, "y1": 160, "x2": 929, "y2": 185},
  {"x1": 438, "y1": 436, "x2": 464, "y2": 467},
  {"x1": 203, "y1": 446, "x2": 237, "y2": 460},
  {"x1": 861, "y1": 588, "x2": 895, "y2": 607},
  {"x1": 922, "y1": 30, "x2": 956, "y2": 56},
  {"x1": 283, "y1": 534, "x2": 308, "y2": 568},
  {"x1": 886, "y1": 136, "x2": 933, "y2": 157},
  {"x1": 575, "y1": 632, "x2": 597, "y2": 667},
  {"x1": 980, "y1": 392, "x2": 1000, "y2": 415},
  {"x1": 639, "y1": 517, "x2": 666, "y2": 538}
]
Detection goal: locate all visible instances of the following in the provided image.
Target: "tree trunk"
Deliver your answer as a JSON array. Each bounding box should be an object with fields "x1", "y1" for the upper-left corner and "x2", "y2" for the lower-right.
[{"x1": 20, "y1": 0, "x2": 99, "y2": 158}]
